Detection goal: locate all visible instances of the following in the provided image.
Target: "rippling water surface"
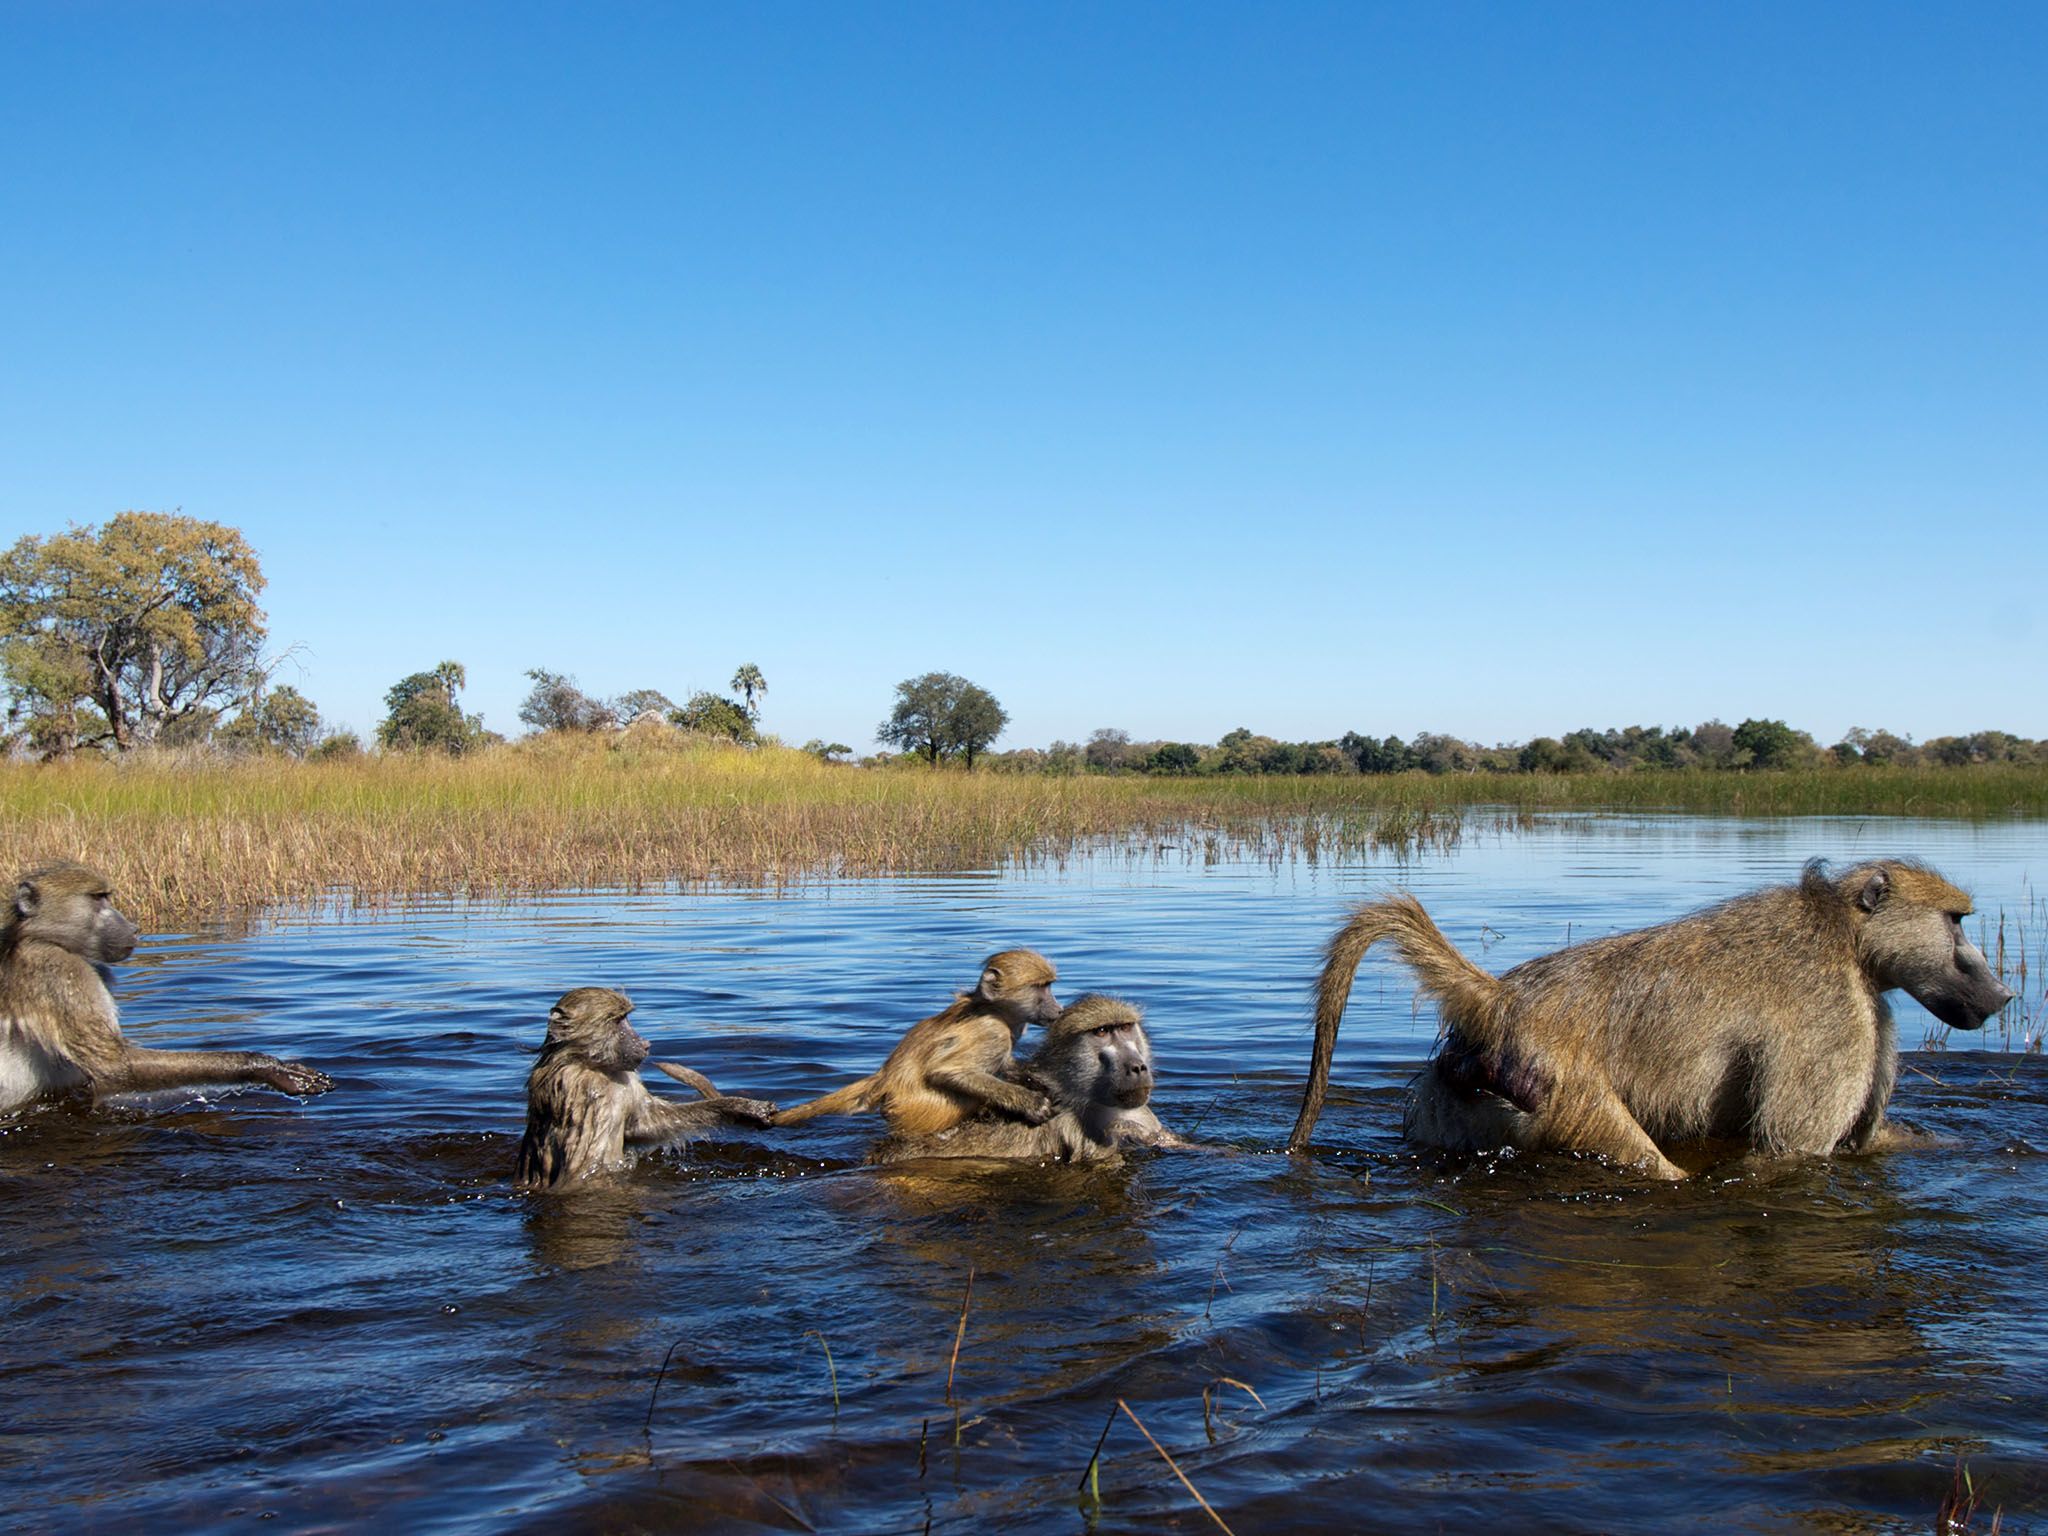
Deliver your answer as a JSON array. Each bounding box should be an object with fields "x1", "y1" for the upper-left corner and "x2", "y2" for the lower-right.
[{"x1": 3, "y1": 815, "x2": 2045, "y2": 1532}]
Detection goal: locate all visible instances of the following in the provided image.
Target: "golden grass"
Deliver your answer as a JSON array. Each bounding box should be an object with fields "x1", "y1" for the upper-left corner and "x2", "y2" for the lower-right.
[
  {"x1": 0, "y1": 737, "x2": 1459, "y2": 926},
  {"x1": 2, "y1": 738, "x2": 2044, "y2": 927}
]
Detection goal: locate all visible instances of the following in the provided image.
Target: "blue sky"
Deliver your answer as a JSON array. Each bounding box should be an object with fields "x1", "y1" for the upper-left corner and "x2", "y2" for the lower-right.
[{"x1": 3, "y1": 3, "x2": 2042, "y2": 749}]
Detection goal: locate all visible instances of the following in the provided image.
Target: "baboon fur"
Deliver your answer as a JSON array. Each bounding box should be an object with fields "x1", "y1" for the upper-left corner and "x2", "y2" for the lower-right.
[
  {"x1": 870, "y1": 993, "x2": 1190, "y2": 1164},
  {"x1": 1288, "y1": 859, "x2": 2014, "y2": 1179},
  {"x1": 515, "y1": 986, "x2": 776, "y2": 1192},
  {"x1": 771, "y1": 949, "x2": 1062, "y2": 1135},
  {"x1": 0, "y1": 861, "x2": 332, "y2": 1113}
]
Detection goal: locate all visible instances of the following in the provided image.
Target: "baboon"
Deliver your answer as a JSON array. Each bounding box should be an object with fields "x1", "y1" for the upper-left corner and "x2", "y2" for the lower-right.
[
  {"x1": 771, "y1": 949, "x2": 1062, "y2": 1134},
  {"x1": 1287, "y1": 859, "x2": 2015, "y2": 1179},
  {"x1": 870, "y1": 993, "x2": 1192, "y2": 1163},
  {"x1": 514, "y1": 987, "x2": 777, "y2": 1192},
  {"x1": 0, "y1": 861, "x2": 332, "y2": 1113}
]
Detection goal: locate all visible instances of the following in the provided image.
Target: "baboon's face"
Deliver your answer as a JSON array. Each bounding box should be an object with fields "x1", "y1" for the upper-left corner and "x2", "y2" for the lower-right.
[
  {"x1": 1082, "y1": 1017, "x2": 1154, "y2": 1109},
  {"x1": 548, "y1": 988, "x2": 651, "y2": 1071},
  {"x1": 978, "y1": 950, "x2": 1062, "y2": 1028},
  {"x1": 1056, "y1": 996, "x2": 1154, "y2": 1109},
  {"x1": 11, "y1": 864, "x2": 138, "y2": 965},
  {"x1": 1869, "y1": 902, "x2": 2014, "y2": 1032}
]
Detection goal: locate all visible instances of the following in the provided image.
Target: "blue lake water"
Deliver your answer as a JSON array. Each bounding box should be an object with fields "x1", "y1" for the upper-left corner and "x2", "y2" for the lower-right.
[{"x1": 2, "y1": 813, "x2": 2043, "y2": 1532}]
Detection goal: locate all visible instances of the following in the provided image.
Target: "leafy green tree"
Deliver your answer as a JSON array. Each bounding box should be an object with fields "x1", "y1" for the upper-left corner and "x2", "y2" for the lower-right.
[
  {"x1": 0, "y1": 511, "x2": 267, "y2": 752},
  {"x1": 378, "y1": 661, "x2": 486, "y2": 754},
  {"x1": 949, "y1": 682, "x2": 1007, "y2": 768},
  {"x1": 1146, "y1": 742, "x2": 1201, "y2": 775},
  {"x1": 0, "y1": 631, "x2": 101, "y2": 758},
  {"x1": 730, "y1": 663, "x2": 768, "y2": 721},
  {"x1": 518, "y1": 668, "x2": 615, "y2": 733},
  {"x1": 671, "y1": 692, "x2": 758, "y2": 743},
  {"x1": 802, "y1": 738, "x2": 854, "y2": 762},
  {"x1": 1731, "y1": 717, "x2": 1813, "y2": 770},
  {"x1": 877, "y1": 671, "x2": 1007, "y2": 767},
  {"x1": 1339, "y1": 732, "x2": 1413, "y2": 774},
  {"x1": 878, "y1": 672, "x2": 959, "y2": 765},
  {"x1": 219, "y1": 684, "x2": 324, "y2": 756}
]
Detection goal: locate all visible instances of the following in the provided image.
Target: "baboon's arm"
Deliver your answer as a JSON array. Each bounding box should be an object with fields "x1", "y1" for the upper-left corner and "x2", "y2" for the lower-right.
[
  {"x1": 96, "y1": 1046, "x2": 332, "y2": 1099},
  {"x1": 626, "y1": 1088, "x2": 776, "y2": 1145},
  {"x1": 926, "y1": 1022, "x2": 1053, "y2": 1123},
  {"x1": 927, "y1": 1062, "x2": 1053, "y2": 1123}
]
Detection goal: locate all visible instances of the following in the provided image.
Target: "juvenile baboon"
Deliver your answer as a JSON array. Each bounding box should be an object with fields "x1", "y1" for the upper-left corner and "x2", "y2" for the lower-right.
[
  {"x1": 0, "y1": 861, "x2": 332, "y2": 1113},
  {"x1": 514, "y1": 987, "x2": 777, "y2": 1193},
  {"x1": 771, "y1": 949, "x2": 1062, "y2": 1134},
  {"x1": 871, "y1": 993, "x2": 1191, "y2": 1163},
  {"x1": 1287, "y1": 859, "x2": 2014, "y2": 1179}
]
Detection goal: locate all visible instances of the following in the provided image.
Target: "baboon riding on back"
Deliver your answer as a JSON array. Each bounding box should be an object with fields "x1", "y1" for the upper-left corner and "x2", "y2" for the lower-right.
[{"x1": 1288, "y1": 859, "x2": 2013, "y2": 1179}]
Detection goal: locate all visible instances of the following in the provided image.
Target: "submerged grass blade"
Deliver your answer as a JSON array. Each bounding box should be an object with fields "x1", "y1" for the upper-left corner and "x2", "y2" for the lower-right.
[{"x1": 1116, "y1": 1398, "x2": 1238, "y2": 1536}]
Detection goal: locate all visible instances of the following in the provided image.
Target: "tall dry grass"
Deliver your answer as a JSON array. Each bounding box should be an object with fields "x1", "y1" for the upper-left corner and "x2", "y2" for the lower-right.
[
  {"x1": 2, "y1": 738, "x2": 2043, "y2": 926},
  {"x1": 0, "y1": 737, "x2": 1458, "y2": 925}
]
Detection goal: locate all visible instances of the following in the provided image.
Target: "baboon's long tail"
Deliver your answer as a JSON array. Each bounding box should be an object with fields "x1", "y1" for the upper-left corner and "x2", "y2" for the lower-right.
[
  {"x1": 1287, "y1": 894, "x2": 1500, "y2": 1151},
  {"x1": 769, "y1": 1074, "x2": 881, "y2": 1126}
]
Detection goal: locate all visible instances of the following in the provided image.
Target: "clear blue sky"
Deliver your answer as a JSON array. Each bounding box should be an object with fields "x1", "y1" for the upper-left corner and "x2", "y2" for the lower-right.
[{"x1": 3, "y1": 3, "x2": 2042, "y2": 749}]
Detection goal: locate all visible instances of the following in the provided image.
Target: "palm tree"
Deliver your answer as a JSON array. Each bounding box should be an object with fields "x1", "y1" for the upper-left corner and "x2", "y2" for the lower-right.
[{"x1": 730, "y1": 663, "x2": 767, "y2": 721}]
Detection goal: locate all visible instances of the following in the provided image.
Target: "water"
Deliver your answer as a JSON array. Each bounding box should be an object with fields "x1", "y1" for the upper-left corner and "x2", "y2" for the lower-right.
[{"x1": 2, "y1": 815, "x2": 2044, "y2": 1532}]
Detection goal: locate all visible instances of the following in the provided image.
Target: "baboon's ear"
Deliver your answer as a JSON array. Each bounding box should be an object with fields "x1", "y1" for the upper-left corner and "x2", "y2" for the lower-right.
[
  {"x1": 1856, "y1": 868, "x2": 1890, "y2": 913},
  {"x1": 547, "y1": 1004, "x2": 568, "y2": 1029},
  {"x1": 13, "y1": 879, "x2": 38, "y2": 920},
  {"x1": 979, "y1": 964, "x2": 1001, "y2": 994}
]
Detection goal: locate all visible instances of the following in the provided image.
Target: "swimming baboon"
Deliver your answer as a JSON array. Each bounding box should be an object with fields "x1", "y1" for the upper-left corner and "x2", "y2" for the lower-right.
[
  {"x1": 870, "y1": 993, "x2": 1191, "y2": 1163},
  {"x1": 0, "y1": 861, "x2": 332, "y2": 1113},
  {"x1": 771, "y1": 949, "x2": 1062, "y2": 1135},
  {"x1": 1287, "y1": 859, "x2": 2015, "y2": 1179},
  {"x1": 514, "y1": 987, "x2": 777, "y2": 1192}
]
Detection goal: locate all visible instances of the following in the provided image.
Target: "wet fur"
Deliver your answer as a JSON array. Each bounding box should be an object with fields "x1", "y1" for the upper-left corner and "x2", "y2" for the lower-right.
[
  {"x1": 0, "y1": 861, "x2": 331, "y2": 1113},
  {"x1": 514, "y1": 986, "x2": 776, "y2": 1193}
]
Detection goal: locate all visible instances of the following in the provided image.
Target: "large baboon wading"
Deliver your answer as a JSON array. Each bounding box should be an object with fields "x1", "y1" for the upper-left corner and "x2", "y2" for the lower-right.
[{"x1": 1288, "y1": 859, "x2": 2013, "y2": 1179}]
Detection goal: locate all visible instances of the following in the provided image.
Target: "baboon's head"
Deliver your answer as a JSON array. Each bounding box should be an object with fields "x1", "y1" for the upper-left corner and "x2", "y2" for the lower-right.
[
  {"x1": 545, "y1": 987, "x2": 650, "y2": 1071},
  {"x1": 6, "y1": 862, "x2": 138, "y2": 965},
  {"x1": 1042, "y1": 994, "x2": 1154, "y2": 1110},
  {"x1": 1843, "y1": 861, "x2": 2014, "y2": 1031},
  {"x1": 973, "y1": 949, "x2": 1062, "y2": 1034}
]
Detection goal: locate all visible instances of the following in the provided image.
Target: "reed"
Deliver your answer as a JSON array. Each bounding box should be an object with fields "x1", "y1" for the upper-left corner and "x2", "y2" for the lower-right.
[{"x1": 1, "y1": 739, "x2": 2043, "y2": 927}]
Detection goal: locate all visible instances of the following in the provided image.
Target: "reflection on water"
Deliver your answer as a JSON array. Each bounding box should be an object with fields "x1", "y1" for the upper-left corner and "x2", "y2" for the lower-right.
[{"x1": 1, "y1": 814, "x2": 2045, "y2": 1531}]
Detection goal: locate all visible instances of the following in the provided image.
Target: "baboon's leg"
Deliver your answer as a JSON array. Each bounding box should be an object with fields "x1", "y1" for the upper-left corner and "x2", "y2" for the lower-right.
[{"x1": 1548, "y1": 1087, "x2": 1687, "y2": 1181}]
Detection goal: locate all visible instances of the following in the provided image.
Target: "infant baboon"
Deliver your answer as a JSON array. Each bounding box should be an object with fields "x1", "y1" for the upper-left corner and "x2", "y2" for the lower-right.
[
  {"x1": 514, "y1": 987, "x2": 776, "y2": 1193},
  {"x1": 0, "y1": 861, "x2": 332, "y2": 1113},
  {"x1": 771, "y1": 949, "x2": 1062, "y2": 1135},
  {"x1": 1286, "y1": 859, "x2": 2014, "y2": 1178},
  {"x1": 871, "y1": 993, "x2": 1190, "y2": 1164}
]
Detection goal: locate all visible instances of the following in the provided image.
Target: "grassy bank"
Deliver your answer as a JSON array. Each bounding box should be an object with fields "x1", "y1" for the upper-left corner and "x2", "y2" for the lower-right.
[{"x1": 2, "y1": 740, "x2": 2045, "y2": 925}]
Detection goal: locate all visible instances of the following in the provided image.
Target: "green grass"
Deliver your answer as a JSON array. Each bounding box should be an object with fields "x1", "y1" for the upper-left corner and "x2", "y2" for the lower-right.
[{"x1": 1, "y1": 737, "x2": 2043, "y2": 925}]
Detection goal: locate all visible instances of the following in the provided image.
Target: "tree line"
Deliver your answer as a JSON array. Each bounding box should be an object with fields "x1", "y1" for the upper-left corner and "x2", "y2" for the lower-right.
[
  {"x1": 3, "y1": 513, "x2": 2040, "y2": 771},
  {"x1": 979, "y1": 719, "x2": 2048, "y2": 777}
]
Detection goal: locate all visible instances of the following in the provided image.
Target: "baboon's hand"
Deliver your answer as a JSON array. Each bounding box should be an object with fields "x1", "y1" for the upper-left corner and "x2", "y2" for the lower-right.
[
  {"x1": 1020, "y1": 1093, "x2": 1056, "y2": 1126},
  {"x1": 711, "y1": 1096, "x2": 777, "y2": 1127},
  {"x1": 261, "y1": 1059, "x2": 334, "y2": 1096}
]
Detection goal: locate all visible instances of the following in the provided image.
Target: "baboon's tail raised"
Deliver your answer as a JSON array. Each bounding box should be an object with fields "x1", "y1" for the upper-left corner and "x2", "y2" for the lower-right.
[
  {"x1": 769, "y1": 1073, "x2": 881, "y2": 1126},
  {"x1": 1287, "y1": 894, "x2": 1499, "y2": 1151}
]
